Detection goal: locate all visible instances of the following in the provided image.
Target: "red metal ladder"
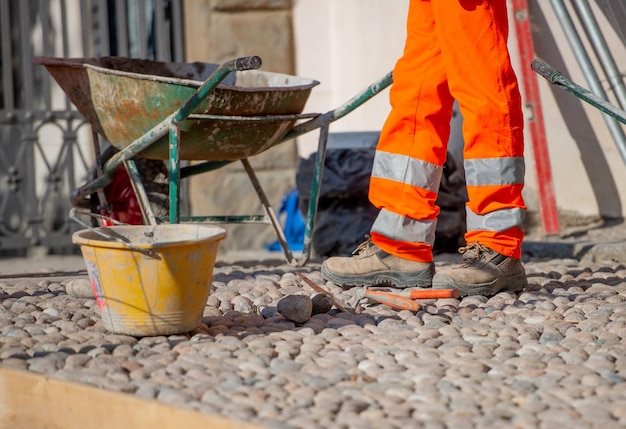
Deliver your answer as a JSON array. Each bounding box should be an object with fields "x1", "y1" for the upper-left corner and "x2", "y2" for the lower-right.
[{"x1": 512, "y1": 0, "x2": 561, "y2": 235}]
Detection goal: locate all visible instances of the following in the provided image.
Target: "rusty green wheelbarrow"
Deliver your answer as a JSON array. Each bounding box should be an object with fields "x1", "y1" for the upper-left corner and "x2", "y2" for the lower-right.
[{"x1": 34, "y1": 55, "x2": 392, "y2": 266}]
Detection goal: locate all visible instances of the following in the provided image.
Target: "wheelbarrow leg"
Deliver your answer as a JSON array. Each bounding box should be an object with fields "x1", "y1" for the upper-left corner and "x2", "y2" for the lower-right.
[
  {"x1": 169, "y1": 124, "x2": 182, "y2": 224},
  {"x1": 240, "y1": 158, "x2": 297, "y2": 265},
  {"x1": 239, "y1": 123, "x2": 330, "y2": 267},
  {"x1": 300, "y1": 124, "x2": 330, "y2": 265}
]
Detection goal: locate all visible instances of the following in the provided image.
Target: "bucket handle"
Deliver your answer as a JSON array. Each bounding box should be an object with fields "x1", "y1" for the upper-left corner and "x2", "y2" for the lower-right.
[{"x1": 69, "y1": 208, "x2": 157, "y2": 257}]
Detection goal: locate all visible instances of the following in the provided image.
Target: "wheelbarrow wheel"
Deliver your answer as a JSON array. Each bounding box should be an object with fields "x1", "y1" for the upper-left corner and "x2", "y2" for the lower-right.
[{"x1": 90, "y1": 146, "x2": 169, "y2": 225}]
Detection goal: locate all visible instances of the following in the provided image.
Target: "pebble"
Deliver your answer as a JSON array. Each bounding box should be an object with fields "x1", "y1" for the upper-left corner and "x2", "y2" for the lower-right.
[
  {"x1": 311, "y1": 294, "x2": 333, "y2": 315},
  {"x1": 277, "y1": 295, "x2": 313, "y2": 324},
  {"x1": 1, "y1": 255, "x2": 626, "y2": 428},
  {"x1": 65, "y1": 278, "x2": 94, "y2": 299}
]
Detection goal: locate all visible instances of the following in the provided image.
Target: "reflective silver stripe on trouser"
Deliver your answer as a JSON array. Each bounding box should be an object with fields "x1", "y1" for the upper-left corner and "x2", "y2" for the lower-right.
[
  {"x1": 464, "y1": 157, "x2": 526, "y2": 231},
  {"x1": 466, "y1": 207, "x2": 525, "y2": 231},
  {"x1": 370, "y1": 151, "x2": 442, "y2": 245},
  {"x1": 371, "y1": 151, "x2": 443, "y2": 193},
  {"x1": 371, "y1": 208, "x2": 437, "y2": 246},
  {"x1": 464, "y1": 157, "x2": 525, "y2": 186}
]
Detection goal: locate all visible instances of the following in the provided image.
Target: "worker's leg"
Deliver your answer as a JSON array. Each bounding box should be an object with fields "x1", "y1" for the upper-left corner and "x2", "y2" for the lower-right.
[
  {"x1": 321, "y1": 0, "x2": 451, "y2": 288},
  {"x1": 431, "y1": 0, "x2": 527, "y2": 296}
]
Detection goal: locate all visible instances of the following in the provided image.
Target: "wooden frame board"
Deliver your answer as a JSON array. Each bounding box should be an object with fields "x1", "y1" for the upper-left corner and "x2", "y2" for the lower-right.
[{"x1": 0, "y1": 366, "x2": 265, "y2": 429}]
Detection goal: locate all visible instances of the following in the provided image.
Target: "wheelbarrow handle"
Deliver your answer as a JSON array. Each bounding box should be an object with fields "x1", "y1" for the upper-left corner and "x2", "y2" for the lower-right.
[
  {"x1": 531, "y1": 58, "x2": 560, "y2": 83},
  {"x1": 235, "y1": 56, "x2": 262, "y2": 71},
  {"x1": 174, "y1": 55, "x2": 262, "y2": 124},
  {"x1": 532, "y1": 57, "x2": 626, "y2": 126}
]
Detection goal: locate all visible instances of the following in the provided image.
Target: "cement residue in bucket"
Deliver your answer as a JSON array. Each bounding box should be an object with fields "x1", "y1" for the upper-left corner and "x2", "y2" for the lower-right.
[{"x1": 77, "y1": 224, "x2": 224, "y2": 248}]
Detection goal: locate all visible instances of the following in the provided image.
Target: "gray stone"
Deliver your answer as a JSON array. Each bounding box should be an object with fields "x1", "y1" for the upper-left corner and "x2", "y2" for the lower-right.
[
  {"x1": 277, "y1": 294, "x2": 312, "y2": 324},
  {"x1": 310, "y1": 294, "x2": 333, "y2": 315},
  {"x1": 65, "y1": 278, "x2": 95, "y2": 299}
]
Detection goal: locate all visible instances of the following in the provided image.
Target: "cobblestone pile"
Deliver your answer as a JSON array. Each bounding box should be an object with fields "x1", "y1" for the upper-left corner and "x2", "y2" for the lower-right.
[{"x1": 1, "y1": 252, "x2": 626, "y2": 428}]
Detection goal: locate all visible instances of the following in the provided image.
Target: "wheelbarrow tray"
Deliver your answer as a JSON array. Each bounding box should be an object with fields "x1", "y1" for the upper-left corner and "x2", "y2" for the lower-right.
[{"x1": 33, "y1": 56, "x2": 319, "y2": 160}]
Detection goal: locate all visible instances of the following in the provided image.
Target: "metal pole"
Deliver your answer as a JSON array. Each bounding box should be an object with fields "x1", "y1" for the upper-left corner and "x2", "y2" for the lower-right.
[
  {"x1": 549, "y1": 0, "x2": 626, "y2": 165},
  {"x1": 171, "y1": 0, "x2": 184, "y2": 62},
  {"x1": 571, "y1": 0, "x2": 626, "y2": 110}
]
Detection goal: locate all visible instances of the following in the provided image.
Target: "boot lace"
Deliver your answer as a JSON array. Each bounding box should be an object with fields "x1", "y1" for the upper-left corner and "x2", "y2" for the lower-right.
[
  {"x1": 458, "y1": 242, "x2": 492, "y2": 266},
  {"x1": 352, "y1": 235, "x2": 379, "y2": 256}
]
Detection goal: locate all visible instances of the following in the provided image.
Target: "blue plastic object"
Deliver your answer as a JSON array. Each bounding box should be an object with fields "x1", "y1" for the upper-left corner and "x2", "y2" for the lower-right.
[{"x1": 266, "y1": 189, "x2": 305, "y2": 252}]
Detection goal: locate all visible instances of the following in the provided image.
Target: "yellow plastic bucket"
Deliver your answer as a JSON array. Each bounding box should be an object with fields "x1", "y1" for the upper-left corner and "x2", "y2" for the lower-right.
[{"x1": 72, "y1": 224, "x2": 226, "y2": 336}]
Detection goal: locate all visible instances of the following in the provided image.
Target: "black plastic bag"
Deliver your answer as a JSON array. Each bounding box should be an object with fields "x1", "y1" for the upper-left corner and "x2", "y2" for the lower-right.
[{"x1": 296, "y1": 145, "x2": 467, "y2": 257}]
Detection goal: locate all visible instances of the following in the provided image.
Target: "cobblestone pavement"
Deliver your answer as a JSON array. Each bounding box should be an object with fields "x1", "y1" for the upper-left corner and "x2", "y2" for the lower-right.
[{"x1": 1, "y1": 224, "x2": 626, "y2": 428}]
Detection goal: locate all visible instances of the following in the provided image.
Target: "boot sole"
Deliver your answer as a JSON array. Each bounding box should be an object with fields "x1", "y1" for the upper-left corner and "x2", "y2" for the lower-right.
[
  {"x1": 321, "y1": 264, "x2": 434, "y2": 289},
  {"x1": 432, "y1": 272, "x2": 528, "y2": 297}
]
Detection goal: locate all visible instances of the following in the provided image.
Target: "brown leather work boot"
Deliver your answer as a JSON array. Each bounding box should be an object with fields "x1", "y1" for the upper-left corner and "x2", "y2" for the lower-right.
[
  {"x1": 432, "y1": 242, "x2": 527, "y2": 297},
  {"x1": 321, "y1": 238, "x2": 435, "y2": 289}
]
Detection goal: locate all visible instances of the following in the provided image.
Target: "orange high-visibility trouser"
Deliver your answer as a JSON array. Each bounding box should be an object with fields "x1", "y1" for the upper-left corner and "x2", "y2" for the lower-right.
[{"x1": 369, "y1": 0, "x2": 526, "y2": 262}]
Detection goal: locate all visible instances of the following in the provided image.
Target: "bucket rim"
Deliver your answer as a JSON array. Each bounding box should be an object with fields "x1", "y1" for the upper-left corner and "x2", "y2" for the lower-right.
[{"x1": 72, "y1": 224, "x2": 226, "y2": 250}]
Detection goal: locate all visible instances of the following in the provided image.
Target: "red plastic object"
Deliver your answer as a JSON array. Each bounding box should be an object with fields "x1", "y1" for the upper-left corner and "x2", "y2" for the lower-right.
[{"x1": 100, "y1": 166, "x2": 144, "y2": 226}]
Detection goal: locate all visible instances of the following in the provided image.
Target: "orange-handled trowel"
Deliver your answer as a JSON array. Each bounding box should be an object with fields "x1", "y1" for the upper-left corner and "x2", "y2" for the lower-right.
[{"x1": 354, "y1": 287, "x2": 460, "y2": 312}]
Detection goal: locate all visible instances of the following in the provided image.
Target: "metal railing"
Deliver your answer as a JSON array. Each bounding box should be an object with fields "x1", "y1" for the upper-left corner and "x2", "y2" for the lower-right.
[{"x1": 0, "y1": 0, "x2": 184, "y2": 255}]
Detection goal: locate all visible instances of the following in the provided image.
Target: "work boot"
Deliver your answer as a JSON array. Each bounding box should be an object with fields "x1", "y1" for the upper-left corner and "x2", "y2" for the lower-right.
[
  {"x1": 321, "y1": 238, "x2": 435, "y2": 289},
  {"x1": 432, "y1": 242, "x2": 527, "y2": 297}
]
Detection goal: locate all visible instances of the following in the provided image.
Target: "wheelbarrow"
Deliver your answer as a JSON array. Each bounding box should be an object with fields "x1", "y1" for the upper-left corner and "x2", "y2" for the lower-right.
[{"x1": 34, "y1": 55, "x2": 392, "y2": 266}]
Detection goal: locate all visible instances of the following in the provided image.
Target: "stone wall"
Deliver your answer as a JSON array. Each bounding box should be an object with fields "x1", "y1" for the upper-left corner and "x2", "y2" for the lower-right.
[{"x1": 182, "y1": 0, "x2": 300, "y2": 252}]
